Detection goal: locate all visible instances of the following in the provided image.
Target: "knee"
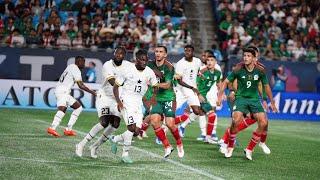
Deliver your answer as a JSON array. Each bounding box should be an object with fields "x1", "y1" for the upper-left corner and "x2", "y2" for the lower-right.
[
  {"x1": 74, "y1": 106, "x2": 83, "y2": 114},
  {"x1": 99, "y1": 116, "x2": 109, "y2": 128},
  {"x1": 192, "y1": 107, "x2": 201, "y2": 115},
  {"x1": 111, "y1": 117, "x2": 120, "y2": 129}
]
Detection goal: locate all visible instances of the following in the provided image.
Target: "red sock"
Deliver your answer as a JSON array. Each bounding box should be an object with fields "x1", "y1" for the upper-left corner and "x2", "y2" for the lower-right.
[
  {"x1": 260, "y1": 131, "x2": 267, "y2": 143},
  {"x1": 170, "y1": 127, "x2": 182, "y2": 146},
  {"x1": 222, "y1": 128, "x2": 230, "y2": 144},
  {"x1": 237, "y1": 118, "x2": 256, "y2": 132},
  {"x1": 246, "y1": 131, "x2": 261, "y2": 151},
  {"x1": 228, "y1": 131, "x2": 237, "y2": 148},
  {"x1": 141, "y1": 122, "x2": 149, "y2": 131},
  {"x1": 175, "y1": 113, "x2": 189, "y2": 124},
  {"x1": 154, "y1": 127, "x2": 170, "y2": 148},
  {"x1": 206, "y1": 112, "x2": 216, "y2": 136}
]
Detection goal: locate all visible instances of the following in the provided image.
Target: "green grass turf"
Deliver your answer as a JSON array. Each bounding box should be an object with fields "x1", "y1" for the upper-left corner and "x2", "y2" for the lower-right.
[{"x1": 0, "y1": 108, "x2": 319, "y2": 180}]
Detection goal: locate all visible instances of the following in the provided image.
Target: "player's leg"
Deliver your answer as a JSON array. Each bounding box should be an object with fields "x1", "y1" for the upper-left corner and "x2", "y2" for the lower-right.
[
  {"x1": 48, "y1": 106, "x2": 67, "y2": 137},
  {"x1": 75, "y1": 115, "x2": 109, "y2": 157},
  {"x1": 206, "y1": 87, "x2": 219, "y2": 140},
  {"x1": 203, "y1": 105, "x2": 217, "y2": 144},
  {"x1": 150, "y1": 101, "x2": 173, "y2": 158},
  {"x1": 164, "y1": 100, "x2": 184, "y2": 158},
  {"x1": 259, "y1": 118, "x2": 270, "y2": 154},
  {"x1": 65, "y1": 96, "x2": 83, "y2": 136},
  {"x1": 225, "y1": 111, "x2": 243, "y2": 158},
  {"x1": 244, "y1": 100, "x2": 267, "y2": 160},
  {"x1": 90, "y1": 115, "x2": 121, "y2": 158},
  {"x1": 47, "y1": 93, "x2": 68, "y2": 137}
]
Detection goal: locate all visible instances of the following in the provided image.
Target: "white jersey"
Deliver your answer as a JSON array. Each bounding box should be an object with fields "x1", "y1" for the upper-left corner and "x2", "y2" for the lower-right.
[
  {"x1": 55, "y1": 64, "x2": 82, "y2": 94},
  {"x1": 115, "y1": 63, "x2": 158, "y2": 104},
  {"x1": 175, "y1": 57, "x2": 202, "y2": 88},
  {"x1": 98, "y1": 60, "x2": 131, "y2": 97}
]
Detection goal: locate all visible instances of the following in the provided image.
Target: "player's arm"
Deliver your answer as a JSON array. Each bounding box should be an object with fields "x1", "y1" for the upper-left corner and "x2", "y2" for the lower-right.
[
  {"x1": 76, "y1": 81, "x2": 96, "y2": 96},
  {"x1": 175, "y1": 74, "x2": 199, "y2": 94},
  {"x1": 260, "y1": 71, "x2": 278, "y2": 112},
  {"x1": 113, "y1": 83, "x2": 123, "y2": 111},
  {"x1": 217, "y1": 70, "x2": 236, "y2": 106},
  {"x1": 258, "y1": 81, "x2": 268, "y2": 111}
]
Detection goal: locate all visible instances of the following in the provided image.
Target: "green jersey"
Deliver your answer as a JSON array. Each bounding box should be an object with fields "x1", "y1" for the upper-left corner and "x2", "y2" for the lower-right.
[
  {"x1": 227, "y1": 65, "x2": 268, "y2": 99},
  {"x1": 144, "y1": 86, "x2": 153, "y2": 100},
  {"x1": 197, "y1": 67, "x2": 222, "y2": 97},
  {"x1": 147, "y1": 61, "x2": 175, "y2": 101}
]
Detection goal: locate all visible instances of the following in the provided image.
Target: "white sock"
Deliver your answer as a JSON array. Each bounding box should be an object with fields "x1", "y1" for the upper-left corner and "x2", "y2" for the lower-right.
[
  {"x1": 67, "y1": 106, "x2": 83, "y2": 130},
  {"x1": 114, "y1": 134, "x2": 124, "y2": 143},
  {"x1": 122, "y1": 130, "x2": 134, "y2": 157},
  {"x1": 79, "y1": 123, "x2": 104, "y2": 146},
  {"x1": 181, "y1": 119, "x2": 191, "y2": 128},
  {"x1": 199, "y1": 115, "x2": 207, "y2": 136},
  {"x1": 93, "y1": 125, "x2": 117, "y2": 147},
  {"x1": 189, "y1": 113, "x2": 199, "y2": 122},
  {"x1": 51, "y1": 110, "x2": 65, "y2": 129}
]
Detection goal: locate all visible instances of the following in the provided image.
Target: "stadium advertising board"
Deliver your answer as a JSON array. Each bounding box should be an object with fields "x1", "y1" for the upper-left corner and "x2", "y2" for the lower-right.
[
  {"x1": 1, "y1": 47, "x2": 319, "y2": 92},
  {"x1": 1, "y1": 80, "x2": 319, "y2": 121}
]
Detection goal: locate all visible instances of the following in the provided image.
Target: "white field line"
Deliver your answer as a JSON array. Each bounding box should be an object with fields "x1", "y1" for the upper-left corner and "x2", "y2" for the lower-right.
[
  {"x1": 32, "y1": 119, "x2": 224, "y2": 180},
  {"x1": 0, "y1": 156, "x2": 186, "y2": 174}
]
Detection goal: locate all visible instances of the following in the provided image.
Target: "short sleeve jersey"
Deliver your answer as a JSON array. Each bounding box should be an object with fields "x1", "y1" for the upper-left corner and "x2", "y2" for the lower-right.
[
  {"x1": 56, "y1": 64, "x2": 82, "y2": 93},
  {"x1": 100, "y1": 60, "x2": 131, "y2": 97},
  {"x1": 197, "y1": 67, "x2": 222, "y2": 97},
  {"x1": 227, "y1": 65, "x2": 268, "y2": 99},
  {"x1": 175, "y1": 57, "x2": 202, "y2": 87},
  {"x1": 147, "y1": 61, "x2": 175, "y2": 101},
  {"x1": 116, "y1": 63, "x2": 158, "y2": 101}
]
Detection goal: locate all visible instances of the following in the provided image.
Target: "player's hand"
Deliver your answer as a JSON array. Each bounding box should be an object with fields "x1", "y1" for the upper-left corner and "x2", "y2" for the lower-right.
[
  {"x1": 262, "y1": 100, "x2": 269, "y2": 112},
  {"x1": 92, "y1": 91, "x2": 97, "y2": 96},
  {"x1": 270, "y1": 100, "x2": 278, "y2": 113},
  {"x1": 117, "y1": 102, "x2": 124, "y2": 112},
  {"x1": 198, "y1": 94, "x2": 205, "y2": 103},
  {"x1": 228, "y1": 91, "x2": 235, "y2": 102}
]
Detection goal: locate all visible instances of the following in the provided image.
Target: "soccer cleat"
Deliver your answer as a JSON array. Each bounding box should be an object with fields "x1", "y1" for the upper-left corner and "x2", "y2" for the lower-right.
[
  {"x1": 89, "y1": 144, "x2": 98, "y2": 159},
  {"x1": 75, "y1": 143, "x2": 84, "y2": 157},
  {"x1": 244, "y1": 149, "x2": 253, "y2": 160},
  {"x1": 225, "y1": 148, "x2": 234, "y2": 158},
  {"x1": 155, "y1": 137, "x2": 162, "y2": 145},
  {"x1": 204, "y1": 136, "x2": 218, "y2": 144},
  {"x1": 121, "y1": 156, "x2": 133, "y2": 164},
  {"x1": 109, "y1": 135, "x2": 117, "y2": 154},
  {"x1": 141, "y1": 130, "x2": 148, "y2": 138},
  {"x1": 177, "y1": 144, "x2": 184, "y2": 158},
  {"x1": 259, "y1": 142, "x2": 271, "y2": 154},
  {"x1": 47, "y1": 127, "x2": 60, "y2": 137},
  {"x1": 164, "y1": 146, "x2": 174, "y2": 158},
  {"x1": 219, "y1": 142, "x2": 228, "y2": 154},
  {"x1": 178, "y1": 125, "x2": 185, "y2": 138},
  {"x1": 196, "y1": 135, "x2": 205, "y2": 141},
  {"x1": 64, "y1": 129, "x2": 77, "y2": 136},
  {"x1": 211, "y1": 133, "x2": 219, "y2": 141}
]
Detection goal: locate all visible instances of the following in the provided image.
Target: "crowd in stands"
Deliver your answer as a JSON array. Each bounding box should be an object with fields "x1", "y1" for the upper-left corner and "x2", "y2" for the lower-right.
[
  {"x1": 213, "y1": 0, "x2": 320, "y2": 62},
  {"x1": 0, "y1": 0, "x2": 191, "y2": 53}
]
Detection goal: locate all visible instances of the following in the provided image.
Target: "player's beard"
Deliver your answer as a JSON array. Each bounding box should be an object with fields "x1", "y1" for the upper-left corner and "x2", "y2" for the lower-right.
[{"x1": 113, "y1": 60, "x2": 123, "y2": 66}]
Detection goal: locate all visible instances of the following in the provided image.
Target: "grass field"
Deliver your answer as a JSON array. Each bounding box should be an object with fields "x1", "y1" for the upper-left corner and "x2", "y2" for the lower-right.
[{"x1": 0, "y1": 108, "x2": 319, "y2": 180}]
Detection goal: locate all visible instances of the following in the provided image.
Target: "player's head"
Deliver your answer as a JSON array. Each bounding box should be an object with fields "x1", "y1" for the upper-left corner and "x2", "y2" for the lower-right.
[
  {"x1": 242, "y1": 48, "x2": 256, "y2": 65},
  {"x1": 206, "y1": 54, "x2": 217, "y2": 69},
  {"x1": 203, "y1": 50, "x2": 214, "y2": 64},
  {"x1": 135, "y1": 49, "x2": 148, "y2": 70},
  {"x1": 184, "y1": 45, "x2": 194, "y2": 60},
  {"x1": 75, "y1": 56, "x2": 85, "y2": 69},
  {"x1": 247, "y1": 46, "x2": 259, "y2": 60},
  {"x1": 113, "y1": 46, "x2": 126, "y2": 66},
  {"x1": 155, "y1": 45, "x2": 167, "y2": 62}
]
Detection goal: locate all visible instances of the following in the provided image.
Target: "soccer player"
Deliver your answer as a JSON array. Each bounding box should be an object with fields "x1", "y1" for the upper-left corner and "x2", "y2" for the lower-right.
[
  {"x1": 217, "y1": 48, "x2": 277, "y2": 160},
  {"x1": 174, "y1": 45, "x2": 202, "y2": 136},
  {"x1": 47, "y1": 56, "x2": 96, "y2": 137},
  {"x1": 196, "y1": 55, "x2": 222, "y2": 144},
  {"x1": 219, "y1": 46, "x2": 271, "y2": 154},
  {"x1": 109, "y1": 49, "x2": 158, "y2": 163},
  {"x1": 148, "y1": 45, "x2": 184, "y2": 158},
  {"x1": 75, "y1": 47, "x2": 130, "y2": 158}
]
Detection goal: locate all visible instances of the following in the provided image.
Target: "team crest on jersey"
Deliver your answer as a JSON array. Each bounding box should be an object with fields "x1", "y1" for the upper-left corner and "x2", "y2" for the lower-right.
[
  {"x1": 248, "y1": 75, "x2": 253, "y2": 80},
  {"x1": 254, "y1": 74, "x2": 259, "y2": 80},
  {"x1": 214, "y1": 76, "x2": 217, "y2": 81}
]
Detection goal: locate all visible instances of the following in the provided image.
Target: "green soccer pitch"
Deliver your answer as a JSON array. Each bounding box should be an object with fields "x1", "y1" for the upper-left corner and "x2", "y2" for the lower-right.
[{"x1": 0, "y1": 108, "x2": 319, "y2": 180}]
